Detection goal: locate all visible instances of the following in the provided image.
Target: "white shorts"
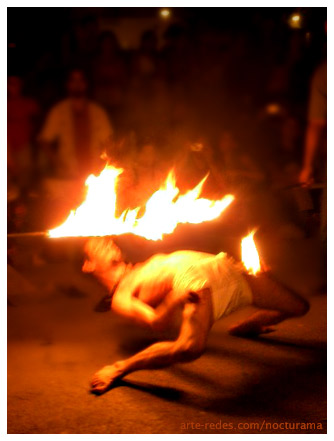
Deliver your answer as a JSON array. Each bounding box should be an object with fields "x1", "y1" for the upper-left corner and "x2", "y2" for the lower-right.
[{"x1": 173, "y1": 252, "x2": 252, "y2": 321}]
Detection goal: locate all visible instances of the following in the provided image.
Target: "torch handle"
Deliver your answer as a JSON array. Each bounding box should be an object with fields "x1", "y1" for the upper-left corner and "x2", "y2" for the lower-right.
[{"x1": 7, "y1": 232, "x2": 48, "y2": 238}]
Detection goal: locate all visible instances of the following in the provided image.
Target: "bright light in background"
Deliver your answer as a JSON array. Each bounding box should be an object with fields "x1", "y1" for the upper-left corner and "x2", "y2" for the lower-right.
[
  {"x1": 266, "y1": 103, "x2": 281, "y2": 116},
  {"x1": 288, "y1": 13, "x2": 302, "y2": 29},
  {"x1": 160, "y1": 8, "x2": 171, "y2": 19}
]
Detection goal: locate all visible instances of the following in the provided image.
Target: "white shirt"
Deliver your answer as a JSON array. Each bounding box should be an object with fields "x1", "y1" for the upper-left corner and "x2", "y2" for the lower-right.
[{"x1": 39, "y1": 98, "x2": 113, "y2": 177}]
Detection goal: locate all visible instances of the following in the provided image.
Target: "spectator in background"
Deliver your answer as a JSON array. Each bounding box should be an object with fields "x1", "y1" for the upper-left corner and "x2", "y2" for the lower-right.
[
  {"x1": 38, "y1": 68, "x2": 113, "y2": 180},
  {"x1": 7, "y1": 75, "x2": 40, "y2": 196},
  {"x1": 105, "y1": 131, "x2": 137, "y2": 216},
  {"x1": 37, "y1": 68, "x2": 113, "y2": 231},
  {"x1": 217, "y1": 130, "x2": 265, "y2": 193},
  {"x1": 160, "y1": 24, "x2": 191, "y2": 88},
  {"x1": 61, "y1": 14, "x2": 99, "y2": 75},
  {"x1": 298, "y1": 59, "x2": 327, "y2": 240},
  {"x1": 92, "y1": 31, "x2": 127, "y2": 124},
  {"x1": 299, "y1": 60, "x2": 327, "y2": 187},
  {"x1": 174, "y1": 135, "x2": 226, "y2": 199},
  {"x1": 108, "y1": 135, "x2": 169, "y2": 215},
  {"x1": 132, "y1": 30, "x2": 159, "y2": 79},
  {"x1": 274, "y1": 113, "x2": 303, "y2": 188},
  {"x1": 125, "y1": 29, "x2": 169, "y2": 138},
  {"x1": 131, "y1": 138, "x2": 168, "y2": 208}
]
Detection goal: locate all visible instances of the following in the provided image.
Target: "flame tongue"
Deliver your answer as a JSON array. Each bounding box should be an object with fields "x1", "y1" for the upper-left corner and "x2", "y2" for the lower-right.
[
  {"x1": 241, "y1": 230, "x2": 261, "y2": 275},
  {"x1": 48, "y1": 164, "x2": 234, "y2": 240}
]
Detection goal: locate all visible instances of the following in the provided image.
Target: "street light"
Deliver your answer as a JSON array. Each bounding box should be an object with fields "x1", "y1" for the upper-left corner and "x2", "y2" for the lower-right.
[
  {"x1": 160, "y1": 8, "x2": 171, "y2": 19},
  {"x1": 288, "y1": 12, "x2": 302, "y2": 29}
]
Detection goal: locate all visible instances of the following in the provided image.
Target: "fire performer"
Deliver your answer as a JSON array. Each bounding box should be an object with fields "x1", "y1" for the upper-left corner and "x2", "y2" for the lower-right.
[{"x1": 84, "y1": 237, "x2": 309, "y2": 394}]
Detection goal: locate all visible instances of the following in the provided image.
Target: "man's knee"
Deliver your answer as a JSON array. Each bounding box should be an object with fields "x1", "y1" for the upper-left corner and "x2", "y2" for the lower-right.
[{"x1": 174, "y1": 338, "x2": 206, "y2": 362}]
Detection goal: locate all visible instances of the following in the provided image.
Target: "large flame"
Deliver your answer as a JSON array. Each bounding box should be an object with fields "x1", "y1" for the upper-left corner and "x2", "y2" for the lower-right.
[
  {"x1": 241, "y1": 230, "x2": 261, "y2": 275},
  {"x1": 48, "y1": 164, "x2": 234, "y2": 241}
]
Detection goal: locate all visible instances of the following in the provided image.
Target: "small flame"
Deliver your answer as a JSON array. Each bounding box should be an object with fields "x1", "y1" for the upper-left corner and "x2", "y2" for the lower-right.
[
  {"x1": 241, "y1": 230, "x2": 261, "y2": 275},
  {"x1": 49, "y1": 164, "x2": 234, "y2": 241}
]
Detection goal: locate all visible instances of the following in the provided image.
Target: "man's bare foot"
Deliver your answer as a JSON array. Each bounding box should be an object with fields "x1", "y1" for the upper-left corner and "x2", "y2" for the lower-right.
[
  {"x1": 228, "y1": 321, "x2": 275, "y2": 337},
  {"x1": 90, "y1": 363, "x2": 124, "y2": 394}
]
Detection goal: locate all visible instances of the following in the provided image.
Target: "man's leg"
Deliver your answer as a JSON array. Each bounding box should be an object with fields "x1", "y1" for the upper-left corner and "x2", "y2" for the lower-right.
[
  {"x1": 90, "y1": 288, "x2": 214, "y2": 394},
  {"x1": 229, "y1": 273, "x2": 309, "y2": 336}
]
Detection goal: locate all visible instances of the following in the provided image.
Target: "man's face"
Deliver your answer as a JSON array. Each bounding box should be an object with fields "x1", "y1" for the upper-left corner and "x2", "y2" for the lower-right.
[{"x1": 66, "y1": 71, "x2": 88, "y2": 98}]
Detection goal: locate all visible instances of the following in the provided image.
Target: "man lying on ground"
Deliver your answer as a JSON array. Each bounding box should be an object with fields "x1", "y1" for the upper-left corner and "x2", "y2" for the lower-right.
[{"x1": 84, "y1": 238, "x2": 309, "y2": 394}]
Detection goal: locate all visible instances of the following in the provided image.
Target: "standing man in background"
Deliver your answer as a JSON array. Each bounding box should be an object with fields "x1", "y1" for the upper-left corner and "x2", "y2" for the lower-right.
[
  {"x1": 38, "y1": 68, "x2": 113, "y2": 229},
  {"x1": 299, "y1": 59, "x2": 327, "y2": 240},
  {"x1": 38, "y1": 68, "x2": 113, "y2": 179}
]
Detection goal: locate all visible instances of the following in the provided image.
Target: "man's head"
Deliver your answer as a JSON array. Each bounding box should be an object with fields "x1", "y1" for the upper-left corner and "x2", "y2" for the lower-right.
[
  {"x1": 83, "y1": 237, "x2": 131, "y2": 291},
  {"x1": 66, "y1": 69, "x2": 88, "y2": 98}
]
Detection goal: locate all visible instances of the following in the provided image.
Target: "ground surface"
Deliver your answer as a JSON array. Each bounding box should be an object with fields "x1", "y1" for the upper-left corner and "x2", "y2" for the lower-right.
[{"x1": 7, "y1": 228, "x2": 326, "y2": 434}]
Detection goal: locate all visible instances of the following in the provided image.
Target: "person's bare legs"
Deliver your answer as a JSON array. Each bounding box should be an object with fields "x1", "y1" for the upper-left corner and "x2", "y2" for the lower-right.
[
  {"x1": 90, "y1": 289, "x2": 213, "y2": 394},
  {"x1": 229, "y1": 309, "x2": 289, "y2": 336},
  {"x1": 229, "y1": 272, "x2": 309, "y2": 336}
]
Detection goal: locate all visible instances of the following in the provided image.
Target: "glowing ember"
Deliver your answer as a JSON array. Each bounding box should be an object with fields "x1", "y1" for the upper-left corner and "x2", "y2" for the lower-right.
[
  {"x1": 48, "y1": 164, "x2": 234, "y2": 241},
  {"x1": 241, "y1": 230, "x2": 261, "y2": 275}
]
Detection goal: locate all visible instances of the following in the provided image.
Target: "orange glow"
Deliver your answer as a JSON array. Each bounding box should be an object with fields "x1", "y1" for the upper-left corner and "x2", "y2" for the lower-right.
[
  {"x1": 241, "y1": 230, "x2": 261, "y2": 275},
  {"x1": 48, "y1": 164, "x2": 234, "y2": 241}
]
